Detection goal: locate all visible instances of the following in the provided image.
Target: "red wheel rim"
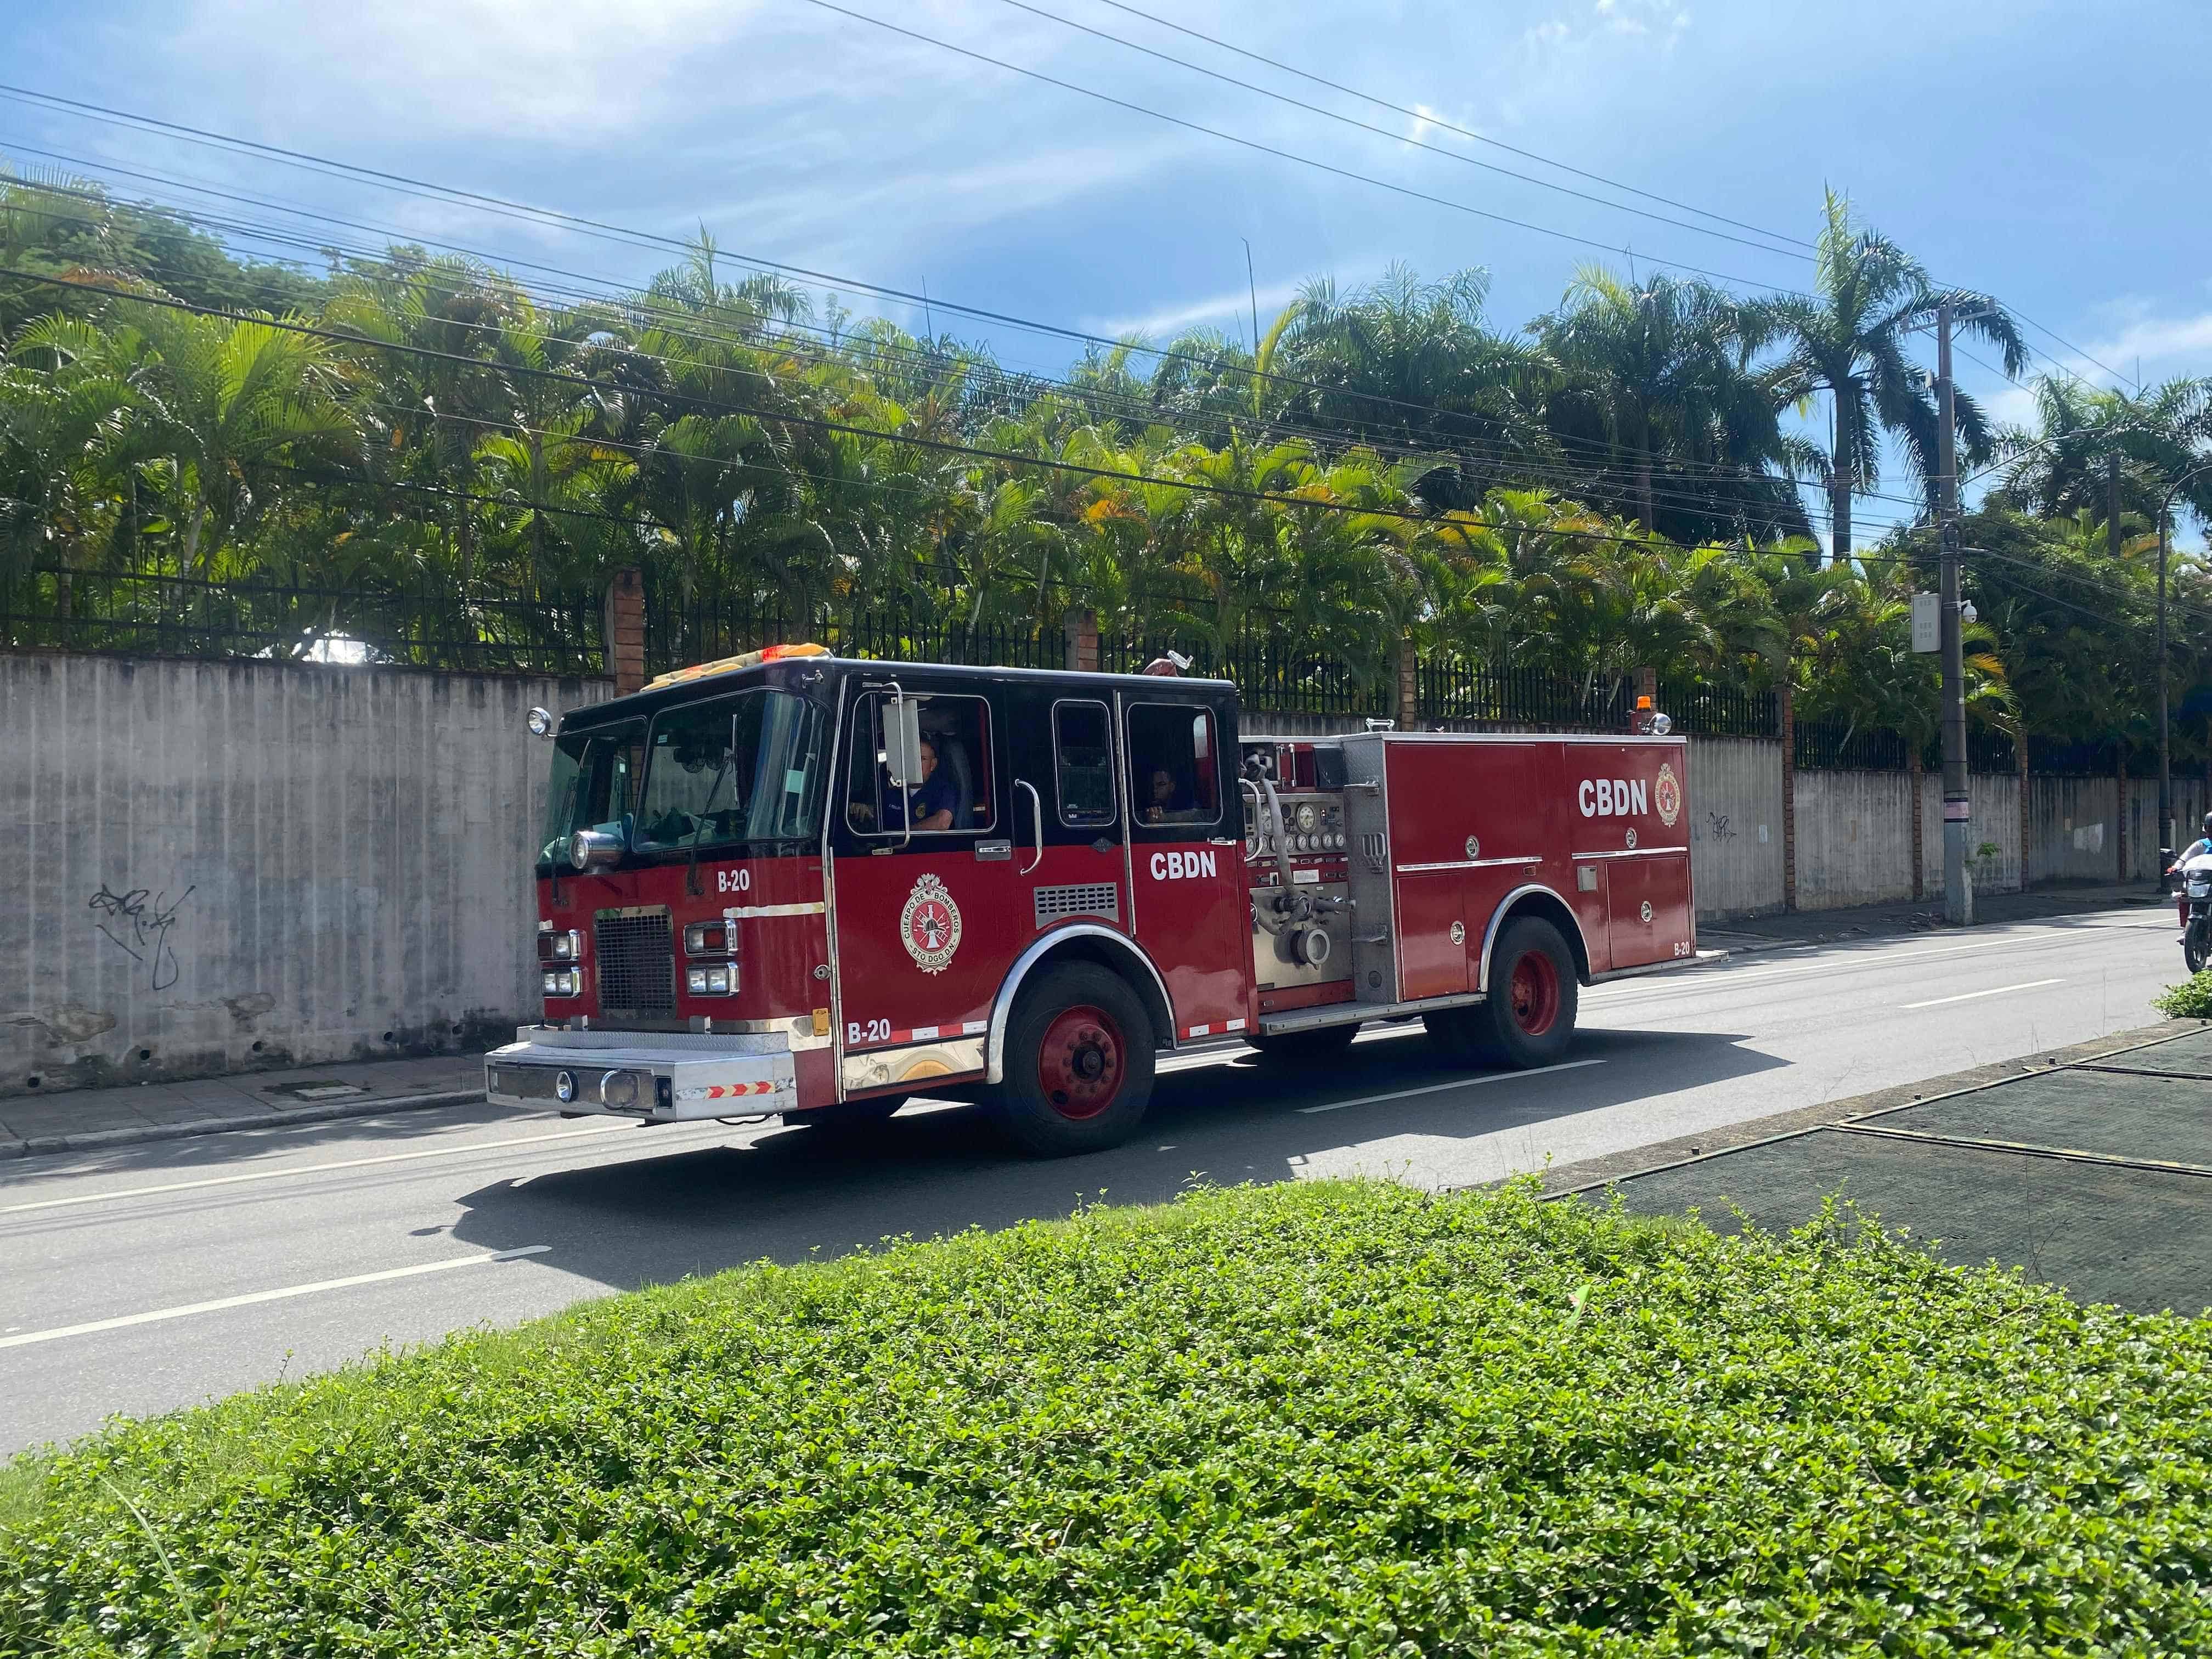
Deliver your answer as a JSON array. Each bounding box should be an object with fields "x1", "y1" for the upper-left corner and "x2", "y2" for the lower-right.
[
  {"x1": 1036, "y1": 1005, "x2": 1125, "y2": 1120},
  {"x1": 1508, "y1": 950, "x2": 1560, "y2": 1036}
]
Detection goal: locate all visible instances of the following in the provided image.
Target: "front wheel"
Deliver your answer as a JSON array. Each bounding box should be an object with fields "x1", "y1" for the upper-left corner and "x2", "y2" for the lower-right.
[
  {"x1": 2188, "y1": 916, "x2": 2210, "y2": 975},
  {"x1": 1426, "y1": 917, "x2": 1578, "y2": 1069},
  {"x1": 994, "y1": 963, "x2": 1156, "y2": 1156}
]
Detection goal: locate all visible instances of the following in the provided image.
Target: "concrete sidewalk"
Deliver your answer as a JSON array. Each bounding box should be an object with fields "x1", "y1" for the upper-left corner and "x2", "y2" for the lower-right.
[
  {"x1": 0, "y1": 1053, "x2": 488, "y2": 1159},
  {"x1": 1702, "y1": 881, "x2": 2169, "y2": 956}
]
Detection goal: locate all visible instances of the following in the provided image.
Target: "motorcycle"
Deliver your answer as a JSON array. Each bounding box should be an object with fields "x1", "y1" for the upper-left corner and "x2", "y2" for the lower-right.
[{"x1": 2179, "y1": 851, "x2": 2212, "y2": 973}]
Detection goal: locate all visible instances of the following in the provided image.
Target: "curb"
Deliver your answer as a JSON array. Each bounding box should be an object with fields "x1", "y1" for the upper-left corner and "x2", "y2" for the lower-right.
[{"x1": 0, "y1": 1087, "x2": 487, "y2": 1162}]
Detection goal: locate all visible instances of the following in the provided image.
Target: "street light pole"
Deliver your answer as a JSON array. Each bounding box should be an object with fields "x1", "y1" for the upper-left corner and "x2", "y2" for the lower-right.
[
  {"x1": 1935, "y1": 301, "x2": 1972, "y2": 924},
  {"x1": 2159, "y1": 462, "x2": 2212, "y2": 866}
]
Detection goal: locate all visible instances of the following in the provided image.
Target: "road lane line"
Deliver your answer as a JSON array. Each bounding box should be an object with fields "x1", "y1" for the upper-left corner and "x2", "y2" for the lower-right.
[
  {"x1": 0, "y1": 1246, "x2": 553, "y2": 1350},
  {"x1": 1898, "y1": 978, "x2": 2066, "y2": 1010},
  {"x1": 1297, "y1": 1057, "x2": 1606, "y2": 1114},
  {"x1": 0, "y1": 1122, "x2": 639, "y2": 1216}
]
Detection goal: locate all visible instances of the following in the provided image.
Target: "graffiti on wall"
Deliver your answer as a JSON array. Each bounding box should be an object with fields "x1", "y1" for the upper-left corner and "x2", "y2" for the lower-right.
[{"x1": 88, "y1": 883, "x2": 195, "y2": 991}]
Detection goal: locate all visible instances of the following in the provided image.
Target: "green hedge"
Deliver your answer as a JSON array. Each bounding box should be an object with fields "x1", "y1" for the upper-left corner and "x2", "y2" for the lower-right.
[{"x1": 4, "y1": 1181, "x2": 2211, "y2": 1655}]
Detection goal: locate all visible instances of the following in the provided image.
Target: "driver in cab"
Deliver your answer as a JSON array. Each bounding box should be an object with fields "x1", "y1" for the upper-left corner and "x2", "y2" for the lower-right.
[{"x1": 853, "y1": 736, "x2": 958, "y2": 832}]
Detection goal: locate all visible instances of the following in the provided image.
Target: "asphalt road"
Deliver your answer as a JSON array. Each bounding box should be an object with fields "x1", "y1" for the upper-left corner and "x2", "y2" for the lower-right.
[{"x1": 0, "y1": 904, "x2": 2181, "y2": 1458}]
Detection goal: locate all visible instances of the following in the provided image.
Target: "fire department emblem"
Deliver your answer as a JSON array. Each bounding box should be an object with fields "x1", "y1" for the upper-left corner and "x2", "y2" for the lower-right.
[
  {"x1": 1654, "y1": 763, "x2": 1682, "y2": 827},
  {"x1": 900, "y1": 873, "x2": 962, "y2": 975}
]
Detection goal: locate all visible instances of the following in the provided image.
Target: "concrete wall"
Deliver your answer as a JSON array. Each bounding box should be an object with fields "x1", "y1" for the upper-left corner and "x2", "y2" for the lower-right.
[
  {"x1": 1685, "y1": 738, "x2": 1785, "y2": 921},
  {"x1": 1, "y1": 653, "x2": 607, "y2": 1098}
]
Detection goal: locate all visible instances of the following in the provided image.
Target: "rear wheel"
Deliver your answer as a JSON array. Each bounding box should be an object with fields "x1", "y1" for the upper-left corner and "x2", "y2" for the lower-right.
[
  {"x1": 1426, "y1": 917, "x2": 1578, "y2": 1069},
  {"x1": 1245, "y1": 1023, "x2": 1361, "y2": 1063},
  {"x1": 995, "y1": 964, "x2": 1155, "y2": 1156}
]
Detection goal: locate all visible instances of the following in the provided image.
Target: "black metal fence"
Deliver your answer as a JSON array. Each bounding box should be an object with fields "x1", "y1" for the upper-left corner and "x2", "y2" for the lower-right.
[
  {"x1": 1, "y1": 564, "x2": 606, "y2": 675},
  {"x1": 0, "y1": 561, "x2": 2151, "y2": 775}
]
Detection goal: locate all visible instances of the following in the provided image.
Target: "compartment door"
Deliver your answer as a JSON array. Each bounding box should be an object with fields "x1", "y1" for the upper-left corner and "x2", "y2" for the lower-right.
[
  {"x1": 1606, "y1": 853, "x2": 1692, "y2": 969},
  {"x1": 1394, "y1": 870, "x2": 1469, "y2": 1001}
]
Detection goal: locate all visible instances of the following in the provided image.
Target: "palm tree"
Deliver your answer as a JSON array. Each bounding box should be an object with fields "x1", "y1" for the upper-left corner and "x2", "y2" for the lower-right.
[
  {"x1": 126, "y1": 303, "x2": 357, "y2": 575},
  {"x1": 1767, "y1": 191, "x2": 2027, "y2": 562},
  {"x1": 1532, "y1": 265, "x2": 1802, "y2": 541},
  {"x1": 1995, "y1": 373, "x2": 2212, "y2": 533}
]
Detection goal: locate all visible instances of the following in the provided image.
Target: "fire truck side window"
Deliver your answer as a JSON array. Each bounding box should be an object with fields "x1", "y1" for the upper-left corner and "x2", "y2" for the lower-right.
[
  {"x1": 844, "y1": 692, "x2": 994, "y2": 836},
  {"x1": 1053, "y1": 701, "x2": 1116, "y2": 827},
  {"x1": 1126, "y1": 703, "x2": 1221, "y2": 828},
  {"x1": 539, "y1": 719, "x2": 645, "y2": 864}
]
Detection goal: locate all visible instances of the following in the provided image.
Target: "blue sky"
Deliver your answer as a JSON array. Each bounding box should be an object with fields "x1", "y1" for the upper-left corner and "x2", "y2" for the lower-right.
[{"x1": 7, "y1": 0, "x2": 2209, "y2": 547}]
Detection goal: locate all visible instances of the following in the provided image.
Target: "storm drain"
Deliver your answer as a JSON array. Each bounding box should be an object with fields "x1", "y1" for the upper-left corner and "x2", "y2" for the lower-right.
[{"x1": 263, "y1": 1081, "x2": 371, "y2": 1102}]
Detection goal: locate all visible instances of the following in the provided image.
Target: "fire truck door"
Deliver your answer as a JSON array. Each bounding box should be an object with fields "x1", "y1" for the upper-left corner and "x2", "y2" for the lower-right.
[
  {"x1": 1121, "y1": 695, "x2": 1250, "y2": 1040},
  {"x1": 827, "y1": 684, "x2": 1024, "y2": 1091}
]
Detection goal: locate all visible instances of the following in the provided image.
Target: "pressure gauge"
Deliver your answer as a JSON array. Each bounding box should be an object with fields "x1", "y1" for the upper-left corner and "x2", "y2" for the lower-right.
[{"x1": 1295, "y1": 803, "x2": 1318, "y2": 833}]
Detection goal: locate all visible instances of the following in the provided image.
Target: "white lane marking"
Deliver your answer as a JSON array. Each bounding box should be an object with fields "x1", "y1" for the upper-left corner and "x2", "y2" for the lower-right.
[
  {"x1": 0, "y1": 1122, "x2": 638, "y2": 1217},
  {"x1": 1898, "y1": 978, "x2": 2067, "y2": 1010},
  {"x1": 1595, "y1": 935, "x2": 2024, "y2": 995},
  {"x1": 0, "y1": 1246, "x2": 552, "y2": 1350},
  {"x1": 1297, "y1": 1057, "x2": 1606, "y2": 1114}
]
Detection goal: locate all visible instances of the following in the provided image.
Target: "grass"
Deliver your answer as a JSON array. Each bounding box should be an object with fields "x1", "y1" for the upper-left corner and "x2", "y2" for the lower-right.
[
  {"x1": 4, "y1": 1179, "x2": 2212, "y2": 1655},
  {"x1": 2153, "y1": 970, "x2": 2212, "y2": 1019}
]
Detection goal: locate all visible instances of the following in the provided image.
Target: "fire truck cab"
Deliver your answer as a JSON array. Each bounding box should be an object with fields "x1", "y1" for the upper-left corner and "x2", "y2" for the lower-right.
[{"x1": 486, "y1": 647, "x2": 1696, "y2": 1155}]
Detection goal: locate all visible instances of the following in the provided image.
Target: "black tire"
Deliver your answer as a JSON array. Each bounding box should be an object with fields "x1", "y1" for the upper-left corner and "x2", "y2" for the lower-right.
[
  {"x1": 1244, "y1": 1023, "x2": 1361, "y2": 1063},
  {"x1": 791, "y1": 1094, "x2": 905, "y2": 1135},
  {"x1": 994, "y1": 963, "x2": 1156, "y2": 1156},
  {"x1": 1427, "y1": 917, "x2": 1578, "y2": 1069},
  {"x1": 2189, "y1": 918, "x2": 2210, "y2": 976}
]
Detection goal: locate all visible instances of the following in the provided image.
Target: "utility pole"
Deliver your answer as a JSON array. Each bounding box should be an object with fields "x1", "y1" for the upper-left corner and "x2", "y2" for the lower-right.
[
  {"x1": 2160, "y1": 464, "x2": 2212, "y2": 867},
  {"x1": 1936, "y1": 301, "x2": 1972, "y2": 925}
]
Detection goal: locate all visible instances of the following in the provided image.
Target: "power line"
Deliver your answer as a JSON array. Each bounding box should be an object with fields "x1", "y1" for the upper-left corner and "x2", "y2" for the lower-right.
[
  {"x1": 791, "y1": 1, "x2": 1803, "y2": 295},
  {"x1": 0, "y1": 118, "x2": 1824, "y2": 494},
  {"x1": 10, "y1": 264, "x2": 1931, "y2": 559},
  {"x1": 5, "y1": 160, "x2": 1914, "y2": 522},
  {"x1": 1082, "y1": 0, "x2": 1818, "y2": 252},
  {"x1": 986, "y1": 0, "x2": 1808, "y2": 261}
]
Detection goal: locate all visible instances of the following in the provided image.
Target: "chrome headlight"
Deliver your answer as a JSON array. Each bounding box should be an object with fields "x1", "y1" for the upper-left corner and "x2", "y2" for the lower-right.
[
  {"x1": 542, "y1": 968, "x2": 581, "y2": 997},
  {"x1": 684, "y1": 920, "x2": 733, "y2": 957},
  {"x1": 686, "y1": 963, "x2": 737, "y2": 996},
  {"x1": 2188, "y1": 880, "x2": 2209, "y2": 899},
  {"x1": 536, "y1": 928, "x2": 583, "y2": 963}
]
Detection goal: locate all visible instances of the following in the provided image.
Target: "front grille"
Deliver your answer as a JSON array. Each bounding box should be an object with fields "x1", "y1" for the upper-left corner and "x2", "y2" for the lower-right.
[
  {"x1": 1034, "y1": 882, "x2": 1120, "y2": 929},
  {"x1": 594, "y1": 908, "x2": 676, "y2": 1020}
]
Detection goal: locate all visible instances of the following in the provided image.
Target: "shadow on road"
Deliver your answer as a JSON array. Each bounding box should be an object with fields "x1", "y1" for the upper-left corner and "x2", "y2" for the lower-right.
[{"x1": 448, "y1": 1024, "x2": 1783, "y2": 1292}]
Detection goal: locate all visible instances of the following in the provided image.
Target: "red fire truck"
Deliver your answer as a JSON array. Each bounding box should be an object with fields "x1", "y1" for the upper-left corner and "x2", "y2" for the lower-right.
[{"x1": 486, "y1": 647, "x2": 1696, "y2": 1154}]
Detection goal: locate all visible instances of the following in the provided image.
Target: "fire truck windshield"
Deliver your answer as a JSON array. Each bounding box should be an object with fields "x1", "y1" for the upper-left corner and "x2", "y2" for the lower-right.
[{"x1": 635, "y1": 690, "x2": 828, "y2": 851}]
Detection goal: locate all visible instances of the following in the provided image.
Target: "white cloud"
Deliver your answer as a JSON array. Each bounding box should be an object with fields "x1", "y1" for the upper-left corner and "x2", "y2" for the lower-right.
[
  {"x1": 1082, "y1": 276, "x2": 1312, "y2": 342},
  {"x1": 2083, "y1": 310, "x2": 2212, "y2": 381}
]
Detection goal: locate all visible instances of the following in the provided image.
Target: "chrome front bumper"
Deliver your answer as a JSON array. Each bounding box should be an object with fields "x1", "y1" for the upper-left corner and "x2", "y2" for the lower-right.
[{"x1": 486, "y1": 1026, "x2": 797, "y2": 1122}]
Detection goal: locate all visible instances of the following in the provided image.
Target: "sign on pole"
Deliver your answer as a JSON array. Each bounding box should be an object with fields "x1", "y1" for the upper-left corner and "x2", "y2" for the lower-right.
[{"x1": 1910, "y1": 592, "x2": 1940, "y2": 653}]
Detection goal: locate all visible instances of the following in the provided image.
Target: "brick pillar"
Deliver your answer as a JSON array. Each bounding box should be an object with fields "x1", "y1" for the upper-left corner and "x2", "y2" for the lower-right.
[
  {"x1": 602, "y1": 566, "x2": 645, "y2": 695},
  {"x1": 1063, "y1": 606, "x2": 1098, "y2": 673},
  {"x1": 1396, "y1": 636, "x2": 1419, "y2": 730}
]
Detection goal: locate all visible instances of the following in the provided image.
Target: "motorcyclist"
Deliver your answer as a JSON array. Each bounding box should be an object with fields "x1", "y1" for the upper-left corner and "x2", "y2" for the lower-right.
[{"x1": 2166, "y1": 812, "x2": 2212, "y2": 929}]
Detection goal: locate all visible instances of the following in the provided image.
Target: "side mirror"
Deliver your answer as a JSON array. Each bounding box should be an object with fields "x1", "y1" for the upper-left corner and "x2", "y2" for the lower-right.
[
  {"x1": 885, "y1": 699, "x2": 925, "y2": 788},
  {"x1": 567, "y1": 827, "x2": 625, "y2": 873}
]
